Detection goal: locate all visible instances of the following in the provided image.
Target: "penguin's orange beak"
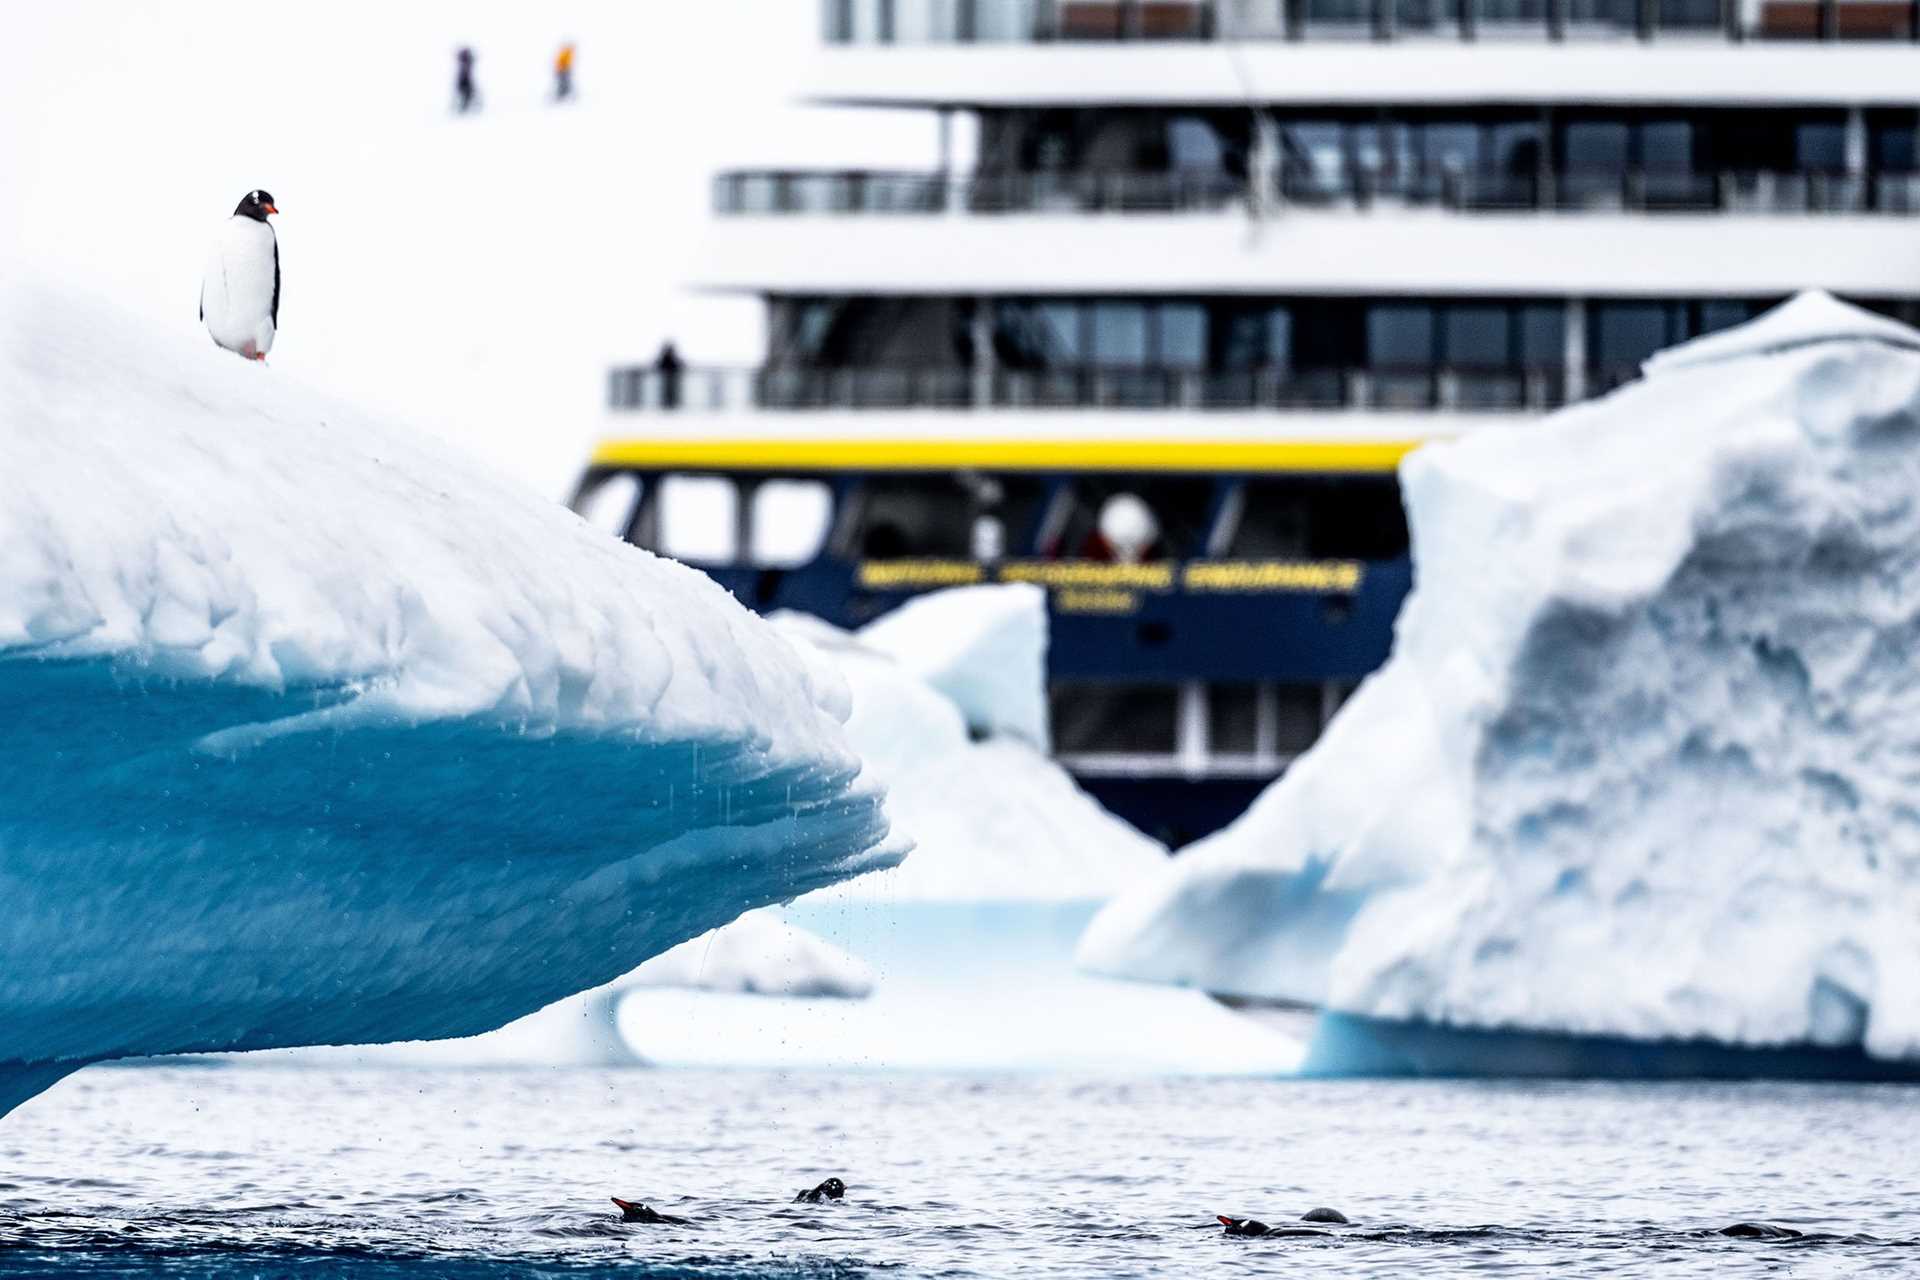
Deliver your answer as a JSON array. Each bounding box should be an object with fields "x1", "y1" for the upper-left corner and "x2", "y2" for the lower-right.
[{"x1": 264, "y1": 203, "x2": 279, "y2": 215}]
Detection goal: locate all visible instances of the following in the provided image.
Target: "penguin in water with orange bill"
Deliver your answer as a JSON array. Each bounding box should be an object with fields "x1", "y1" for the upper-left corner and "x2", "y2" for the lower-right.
[
  {"x1": 611, "y1": 1197, "x2": 686, "y2": 1224},
  {"x1": 200, "y1": 190, "x2": 279, "y2": 361}
]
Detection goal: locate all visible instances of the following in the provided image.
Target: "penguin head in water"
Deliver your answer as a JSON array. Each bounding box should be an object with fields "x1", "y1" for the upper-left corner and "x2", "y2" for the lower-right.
[
  {"x1": 794, "y1": 1177, "x2": 846, "y2": 1203},
  {"x1": 1218, "y1": 1216, "x2": 1272, "y2": 1237},
  {"x1": 233, "y1": 190, "x2": 279, "y2": 221}
]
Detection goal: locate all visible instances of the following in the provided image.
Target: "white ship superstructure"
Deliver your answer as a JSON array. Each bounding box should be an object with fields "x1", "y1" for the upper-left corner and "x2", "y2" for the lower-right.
[{"x1": 579, "y1": 1, "x2": 1920, "y2": 843}]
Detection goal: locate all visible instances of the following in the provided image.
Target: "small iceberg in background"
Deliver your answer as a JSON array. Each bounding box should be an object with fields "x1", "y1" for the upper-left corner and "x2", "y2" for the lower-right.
[
  {"x1": 0, "y1": 282, "x2": 902, "y2": 1115},
  {"x1": 1080, "y1": 294, "x2": 1920, "y2": 1079}
]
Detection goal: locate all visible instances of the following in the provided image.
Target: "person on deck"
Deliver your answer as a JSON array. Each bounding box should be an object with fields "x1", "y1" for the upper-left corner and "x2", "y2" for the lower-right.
[
  {"x1": 553, "y1": 43, "x2": 576, "y2": 101},
  {"x1": 454, "y1": 47, "x2": 478, "y2": 114},
  {"x1": 655, "y1": 342, "x2": 685, "y2": 410}
]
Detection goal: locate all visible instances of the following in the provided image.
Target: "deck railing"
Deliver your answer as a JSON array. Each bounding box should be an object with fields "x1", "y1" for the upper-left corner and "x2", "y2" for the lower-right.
[
  {"x1": 822, "y1": 0, "x2": 1920, "y2": 42},
  {"x1": 715, "y1": 167, "x2": 1920, "y2": 217},
  {"x1": 607, "y1": 363, "x2": 1616, "y2": 413}
]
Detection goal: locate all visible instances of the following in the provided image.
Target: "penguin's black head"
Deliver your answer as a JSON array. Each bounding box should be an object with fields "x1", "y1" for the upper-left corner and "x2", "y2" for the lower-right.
[
  {"x1": 234, "y1": 190, "x2": 279, "y2": 221},
  {"x1": 818, "y1": 1178, "x2": 845, "y2": 1200}
]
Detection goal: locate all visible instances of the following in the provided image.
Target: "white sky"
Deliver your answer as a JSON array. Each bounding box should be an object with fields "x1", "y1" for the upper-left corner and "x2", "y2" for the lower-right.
[{"x1": 0, "y1": 2, "x2": 937, "y2": 498}]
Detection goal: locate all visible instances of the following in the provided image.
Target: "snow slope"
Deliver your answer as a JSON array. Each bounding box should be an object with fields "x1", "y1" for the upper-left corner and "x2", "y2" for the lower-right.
[
  {"x1": 1081, "y1": 294, "x2": 1920, "y2": 1066},
  {"x1": 0, "y1": 282, "x2": 901, "y2": 1115}
]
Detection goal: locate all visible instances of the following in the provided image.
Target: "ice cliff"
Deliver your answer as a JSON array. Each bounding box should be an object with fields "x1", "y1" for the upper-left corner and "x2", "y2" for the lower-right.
[
  {"x1": 1080, "y1": 294, "x2": 1920, "y2": 1069},
  {"x1": 0, "y1": 283, "x2": 901, "y2": 1116}
]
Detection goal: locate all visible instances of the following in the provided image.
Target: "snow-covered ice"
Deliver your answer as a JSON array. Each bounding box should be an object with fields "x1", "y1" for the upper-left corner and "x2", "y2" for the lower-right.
[
  {"x1": 0, "y1": 282, "x2": 901, "y2": 1115},
  {"x1": 1081, "y1": 294, "x2": 1920, "y2": 1069},
  {"x1": 856, "y1": 583, "x2": 1050, "y2": 749}
]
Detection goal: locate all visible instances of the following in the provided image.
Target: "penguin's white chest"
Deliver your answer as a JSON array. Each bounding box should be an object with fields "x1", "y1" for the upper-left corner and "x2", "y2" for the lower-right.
[{"x1": 201, "y1": 217, "x2": 277, "y2": 358}]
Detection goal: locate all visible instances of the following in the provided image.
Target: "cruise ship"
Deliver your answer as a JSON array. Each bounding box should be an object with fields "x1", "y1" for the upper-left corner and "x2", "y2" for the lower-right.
[{"x1": 572, "y1": 0, "x2": 1920, "y2": 846}]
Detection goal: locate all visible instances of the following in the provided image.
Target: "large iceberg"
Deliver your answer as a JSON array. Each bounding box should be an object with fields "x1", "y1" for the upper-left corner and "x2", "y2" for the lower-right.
[
  {"x1": 0, "y1": 283, "x2": 901, "y2": 1115},
  {"x1": 1080, "y1": 294, "x2": 1920, "y2": 1074}
]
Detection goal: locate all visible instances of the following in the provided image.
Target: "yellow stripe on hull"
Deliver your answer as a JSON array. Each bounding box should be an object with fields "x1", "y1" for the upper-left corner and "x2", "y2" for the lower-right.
[{"x1": 588, "y1": 438, "x2": 1426, "y2": 475}]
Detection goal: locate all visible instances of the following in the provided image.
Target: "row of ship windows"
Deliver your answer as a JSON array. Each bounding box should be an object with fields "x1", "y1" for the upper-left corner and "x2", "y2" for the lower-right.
[
  {"x1": 779, "y1": 295, "x2": 1802, "y2": 376},
  {"x1": 1000, "y1": 109, "x2": 1920, "y2": 182},
  {"x1": 1051, "y1": 679, "x2": 1353, "y2": 760},
  {"x1": 576, "y1": 473, "x2": 1410, "y2": 567},
  {"x1": 826, "y1": 0, "x2": 1920, "y2": 39}
]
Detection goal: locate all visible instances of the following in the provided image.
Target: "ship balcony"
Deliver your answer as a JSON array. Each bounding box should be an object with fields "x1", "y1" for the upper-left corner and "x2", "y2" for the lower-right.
[
  {"x1": 714, "y1": 167, "x2": 1920, "y2": 218},
  {"x1": 821, "y1": 0, "x2": 1920, "y2": 43},
  {"x1": 607, "y1": 363, "x2": 1599, "y2": 415}
]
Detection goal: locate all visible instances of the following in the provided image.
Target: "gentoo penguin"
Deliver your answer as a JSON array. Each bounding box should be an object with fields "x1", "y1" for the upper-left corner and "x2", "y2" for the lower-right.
[
  {"x1": 793, "y1": 1177, "x2": 846, "y2": 1204},
  {"x1": 611, "y1": 1197, "x2": 686, "y2": 1225},
  {"x1": 200, "y1": 189, "x2": 279, "y2": 361},
  {"x1": 1217, "y1": 1216, "x2": 1328, "y2": 1238}
]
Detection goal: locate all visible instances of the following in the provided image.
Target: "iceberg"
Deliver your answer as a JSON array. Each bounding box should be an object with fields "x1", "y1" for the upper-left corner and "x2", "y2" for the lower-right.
[
  {"x1": 1080, "y1": 294, "x2": 1920, "y2": 1075},
  {"x1": 616, "y1": 589, "x2": 1306, "y2": 1073},
  {"x1": 0, "y1": 283, "x2": 901, "y2": 1116}
]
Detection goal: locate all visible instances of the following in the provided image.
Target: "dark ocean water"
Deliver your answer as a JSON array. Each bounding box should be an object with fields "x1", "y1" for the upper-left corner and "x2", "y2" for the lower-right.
[{"x1": 1, "y1": 1065, "x2": 1916, "y2": 1277}]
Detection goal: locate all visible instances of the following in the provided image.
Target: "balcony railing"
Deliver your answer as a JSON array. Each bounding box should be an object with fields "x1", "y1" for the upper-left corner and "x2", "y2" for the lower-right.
[
  {"x1": 715, "y1": 167, "x2": 1920, "y2": 216},
  {"x1": 607, "y1": 364, "x2": 1607, "y2": 413},
  {"x1": 822, "y1": 0, "x2": 1920, "y2": 42}
]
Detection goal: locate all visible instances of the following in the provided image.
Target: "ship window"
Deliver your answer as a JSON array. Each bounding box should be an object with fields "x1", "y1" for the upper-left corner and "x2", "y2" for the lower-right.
[
  {"x1": 1871, "y1": 112, "x2": 1920, "y2": 172},
  {"x1": 577, "y1": 472, "x2": 642, "y2": 538},
  {"x1": 1641, "y1": 120, "x2": 1695, "y2": 172},
  {"x1": 1592, "y1": 302, "x2": 1685, "y2": 379},
  {"x1": 1421, "y1": 123, "x2": 1482, "y2": 175},
  {"x1": 974, "y1": 0, "x2": 1041, "y2": 39},
  {"x1": 1796, "y1": 120, "x2": 1847, "y2": 173},
  {"x1": 1160, "y1": 304, "x2": 1208, "y2": 367},
  {"x1": 1519, "y1": 304, "x2": 1565, "y2": 366},
  {"x1": 1168, "y1": 117, "x2": 1226, "y2": 172},
  {"x1": 1564, "y1": 120, "x2": 1630, "y2": 174},
  {"x1": 846, "y1": 474, "x2": 1046, "y2": 560},
  {"x1": 1231, "y1": 477, "x2": 1409, "y2": 560},
  {"x1": 657, "y1": 475, "x2": 739, "y2": 565},
  {"x1": 1209, "y1": 684, "x2": 1260, "y2": 756},
  {"x1": 1213, "y1": 304, "x2": 1290, "y2": 371},
  {"x1": 1442, "y1": 305, "x2": 1510, "y2": 367},
  {"x1": 1367, "y1": 304, "x2": 1435, "y2": 367},
  {"x1": 751, "y1": 480, "x2": 834, "y2": 567},
  {"x1": 994, "y1": 300, "x2": 1083, "y2": 369},
  {"x1": 1051, "y1": 682, "x2": 1179, "y2": 755},
  {"x1": 1091, "y1": 303, "x2": 1149, "y2": 367},
  {"x1": 1274, "y1": 685, "x2": 1324, "y2": 756}
]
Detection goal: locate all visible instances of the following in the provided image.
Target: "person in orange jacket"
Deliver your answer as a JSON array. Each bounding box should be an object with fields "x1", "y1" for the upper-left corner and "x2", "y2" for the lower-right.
[{"x1": 553, "y1": 43, "x2": 575, "y2": 102}]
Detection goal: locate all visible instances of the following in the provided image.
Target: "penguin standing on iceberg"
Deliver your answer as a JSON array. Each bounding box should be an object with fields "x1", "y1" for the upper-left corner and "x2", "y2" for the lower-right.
[{"x1": 200, "y1": 190, "x2": 279, "y2": 361}]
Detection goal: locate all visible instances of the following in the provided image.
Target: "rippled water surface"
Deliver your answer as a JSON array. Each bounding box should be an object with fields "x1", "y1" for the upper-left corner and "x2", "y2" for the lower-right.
[{"x1": 2, "y1": 1066, "x2": 1916, "y2": 1276}]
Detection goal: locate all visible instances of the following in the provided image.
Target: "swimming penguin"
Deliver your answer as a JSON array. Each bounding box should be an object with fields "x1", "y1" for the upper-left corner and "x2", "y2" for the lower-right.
[
  {"x1": 794, "y1": 1177, "x2": 846, "y2": 1204},
  {"x1": 1718, "y1": 1222, "x2": 1803, "y2": 1240},
  {"x1": 1300, "y1": 1207, "x2": 1350, "y2": 1224},
  {"x1": 200, "y1": 190, "x2": 279, "y2": 361},
  {"x1": 1217, "y1": 1216, "x2": 1328, "y2": 1238},
  {"x1": 611, "y1": 1197, "x2": 686, "y2": 1225}
]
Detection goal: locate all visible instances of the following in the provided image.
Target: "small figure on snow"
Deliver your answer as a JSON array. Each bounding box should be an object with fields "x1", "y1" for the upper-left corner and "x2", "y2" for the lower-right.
[
  {"x1": 553, "y1": 42, "x2": 576, "y2": 102},
  {"x1": 200, "y1": 190, "x2": 279, "y2": 362},
  {"x1": 454, "y1": 46, "x2": 479, "y2": 114}
]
